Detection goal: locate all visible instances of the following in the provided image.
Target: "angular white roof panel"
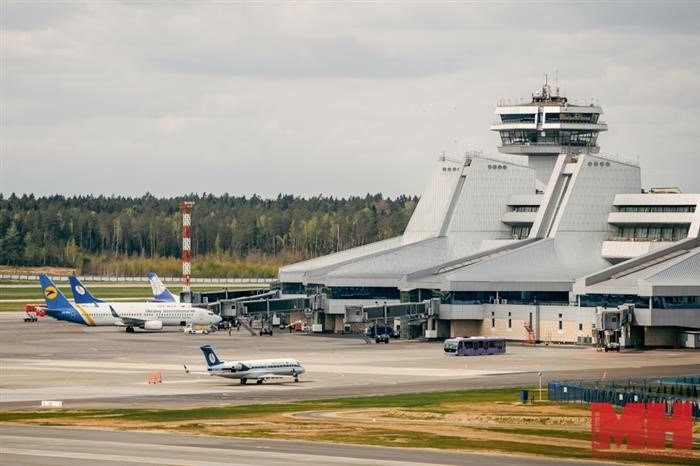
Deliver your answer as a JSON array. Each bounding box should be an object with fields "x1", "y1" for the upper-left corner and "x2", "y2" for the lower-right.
[
  {"x1": 435, "y1": 235, "x2": 612, "y2": 291},
  {"x1": 278, "y1": 236, "x2": 403, "y2": 283}
]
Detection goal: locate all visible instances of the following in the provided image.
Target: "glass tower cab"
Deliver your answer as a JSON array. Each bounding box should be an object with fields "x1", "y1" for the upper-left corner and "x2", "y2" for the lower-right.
[{"x1": 489, "y1": 79, "x2": 608, "y2": 184}]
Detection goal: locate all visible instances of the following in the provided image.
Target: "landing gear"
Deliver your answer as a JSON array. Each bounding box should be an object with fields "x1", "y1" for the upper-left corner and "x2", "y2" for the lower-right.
[
  {"x1": 294, "y1": 377, "x2": 299, "y2": 383},
  {"x1": 240, "y1": 378, "x2": 247, "y2": 385},
  {"x1": 256, "y1": 379, "x2": 263, "y2": 385},
  {"x1": 126, "y1": 326, "x2": 135, "y2": 333}
]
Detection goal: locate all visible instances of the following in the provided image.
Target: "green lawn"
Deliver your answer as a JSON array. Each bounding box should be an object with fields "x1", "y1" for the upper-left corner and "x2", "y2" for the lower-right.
[
  {"x1": 1, "y1": 388, "x2": 528, "y2": 423},
  {"x1": 1, "y1": 388, "x2": 696, "y2": 464}
]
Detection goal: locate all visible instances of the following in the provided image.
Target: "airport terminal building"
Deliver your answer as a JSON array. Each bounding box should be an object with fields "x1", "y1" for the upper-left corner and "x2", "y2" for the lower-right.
[{"x1": 278, "y1": 82, "x2": 700, "y2": 348}]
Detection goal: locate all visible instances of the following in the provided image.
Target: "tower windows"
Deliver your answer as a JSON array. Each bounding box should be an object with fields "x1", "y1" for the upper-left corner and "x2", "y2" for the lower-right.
[
  {"x1": 500, "y1": 114, "x2": 536, "y2": 123},
  {"x1": 544, "y1": 113, "x2": 599, "y2": 123},
  {"x1": 499, "y1": 129, "x2": 598, "y2": 147},
  {"x1": 512, "y1": 225, "x2": 531, "y2": 239},
  {"x1": 616, "y1": 224, "x2": 689, "y2": 241}
]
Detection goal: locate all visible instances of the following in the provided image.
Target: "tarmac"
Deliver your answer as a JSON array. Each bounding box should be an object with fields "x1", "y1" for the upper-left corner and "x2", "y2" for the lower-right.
[
  {"x1": 2, "y1": 312, "x2": 699, "y2": 465},
  {"x1": 2, "y1": 312, "x2": 699, "y2": 410}
]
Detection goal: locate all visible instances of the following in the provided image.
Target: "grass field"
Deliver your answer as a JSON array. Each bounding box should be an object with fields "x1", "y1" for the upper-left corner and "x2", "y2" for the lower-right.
[{"x1": 1, "y1": 388, "x2": 696, "y2": 464}]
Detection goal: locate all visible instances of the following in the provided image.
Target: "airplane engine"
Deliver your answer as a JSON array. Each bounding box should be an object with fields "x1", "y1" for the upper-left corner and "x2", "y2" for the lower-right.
[
  {"x1": 143, "y1": 320, "x2": 163, "y2": 331},
  {"x1": 233, "y1": 363, "x2": 245, "y2": 371}
]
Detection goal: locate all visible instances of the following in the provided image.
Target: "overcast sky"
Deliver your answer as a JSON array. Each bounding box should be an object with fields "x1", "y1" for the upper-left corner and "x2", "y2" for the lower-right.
[{"x1": 2, "y1": 1, "x2": 699, "y2": 199}]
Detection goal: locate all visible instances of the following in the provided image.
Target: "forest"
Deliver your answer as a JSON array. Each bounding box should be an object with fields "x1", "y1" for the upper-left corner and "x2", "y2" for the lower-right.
[{"x1": 0, "y1": 193, "x2": 417, "y2": 277}]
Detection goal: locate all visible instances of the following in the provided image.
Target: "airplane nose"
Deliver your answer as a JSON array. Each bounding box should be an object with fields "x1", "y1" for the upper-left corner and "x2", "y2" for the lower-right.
[{"x1": 214, "y1": 314, "x2": 222, "y2": 323}]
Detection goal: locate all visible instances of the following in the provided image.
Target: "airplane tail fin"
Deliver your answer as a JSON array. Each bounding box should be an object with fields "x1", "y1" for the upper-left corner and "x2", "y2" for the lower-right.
[
  {"x1": 147, "y1": 272, "x2": 178, "y2": 302},
  {"x1": 39, "y1": 274, "x2": 74, "y2": 311},
  {"x1": 200, "y1": 345, "x2": 222, "y2": 367},
  {"x1": 68, "y1": 275, "x2": 103, "y2": 304}
]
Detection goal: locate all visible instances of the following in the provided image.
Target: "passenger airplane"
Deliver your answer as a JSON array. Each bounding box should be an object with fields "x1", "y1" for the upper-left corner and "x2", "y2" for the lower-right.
[
  {"x1": 68, "y1": 275, "x2": 104, "y2": 304},
  {"x1": 69, "y1": 274, "x2": 178, "y2": 304},
  {"x1": 187, "y1": 344, "x2": 305, "y2": 385},
  {"x1": 147, "y1": 272, "x2": 179, "y2": 302},
  {"x1": 41, "y1": 274, "x2": 221, "y2": 332}
]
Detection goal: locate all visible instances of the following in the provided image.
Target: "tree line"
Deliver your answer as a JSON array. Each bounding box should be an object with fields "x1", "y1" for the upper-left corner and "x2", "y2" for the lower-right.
[{"x1": 0, "y1": 193, "x2": 417, "y2": 277}]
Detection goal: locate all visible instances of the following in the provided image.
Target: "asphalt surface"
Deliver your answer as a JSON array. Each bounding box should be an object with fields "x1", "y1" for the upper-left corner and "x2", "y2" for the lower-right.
[
  {"x1": 1, "y1": 312, "x2": 698, "y2": 465},
  {"x1": 0, "y1": 424, "x2": 623, "y2": 466}
]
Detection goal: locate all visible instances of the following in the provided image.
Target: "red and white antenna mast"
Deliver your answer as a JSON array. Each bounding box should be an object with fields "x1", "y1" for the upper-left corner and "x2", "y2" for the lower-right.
[{"x1": 179, "y1": 201, "x2": 196, "y2": 296}]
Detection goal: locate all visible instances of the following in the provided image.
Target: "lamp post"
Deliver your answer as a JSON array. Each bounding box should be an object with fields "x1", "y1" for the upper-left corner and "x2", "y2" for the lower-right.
[
  {"x1": 538, "y1": 371, "x2": 543, "y2": 402},
  {"x1": 383, "y1": 301, "x2": 387, "y2": 330}
]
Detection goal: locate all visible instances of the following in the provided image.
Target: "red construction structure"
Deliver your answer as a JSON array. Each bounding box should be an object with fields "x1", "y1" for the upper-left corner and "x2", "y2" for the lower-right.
[{"x1": 524, "y1": 322, "x2": 536, "y2": 344}]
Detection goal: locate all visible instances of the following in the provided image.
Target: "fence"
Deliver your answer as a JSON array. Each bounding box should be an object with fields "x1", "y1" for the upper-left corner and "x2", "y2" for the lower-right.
[
  {"x1": 548, "y1": 376, "x2": 700, "y2": 419},
  {"x1": 0, "y1": 274, "x2": 275, "y2": 284}
]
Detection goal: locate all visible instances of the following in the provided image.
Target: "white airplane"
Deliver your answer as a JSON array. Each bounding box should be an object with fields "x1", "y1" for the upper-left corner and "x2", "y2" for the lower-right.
[
  {"x1": 187, "y1": 344, "x2": 305, "y2": 385},
  {"x1": 147, "y1": 272, "x2": 179, "y2": 302},
  {"x1": 69, "y1": 273, "x2": 179, "y2": 304},
  {"x1": 41, "y1": 274, "x2": 221, "y2": 332}
]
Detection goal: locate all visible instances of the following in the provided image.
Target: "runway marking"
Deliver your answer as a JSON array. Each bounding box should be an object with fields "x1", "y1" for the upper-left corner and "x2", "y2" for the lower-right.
[
  {"x1": 1, "y1": 359, "x2": 517, "y2": 378},
  {"x1": 1, "y1": 441, "x2": 454, "y2": 466},
  {"x1": 1, "y1": 447, "x2": 258, "y2": 466},
  {"x1": 305, "y1": 363, "x2": 516, "y2": 377}
]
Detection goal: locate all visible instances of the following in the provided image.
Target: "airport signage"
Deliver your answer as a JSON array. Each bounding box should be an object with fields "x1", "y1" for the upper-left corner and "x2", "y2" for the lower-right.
[{"x1": 591, "y1": 402, "x2": 694, "y2": 460}]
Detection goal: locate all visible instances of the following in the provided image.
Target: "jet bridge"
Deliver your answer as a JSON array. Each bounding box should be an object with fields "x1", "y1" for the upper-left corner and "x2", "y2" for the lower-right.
[
  {"x1": 345, "y1": 300, "x2": 438, "y2": 339},
  {"x1": 201, "y1": 289, "x2": 443, "y2": 339},
  {"x1": 594, "y1": 304, "x2": 639, "y2": 350}
]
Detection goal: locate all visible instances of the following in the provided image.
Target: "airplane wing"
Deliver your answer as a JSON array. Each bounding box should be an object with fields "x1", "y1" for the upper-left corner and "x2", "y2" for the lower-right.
[
  {"x1": 108, "y1": 305, "x2": 146, "y2": 326},
  {"x1": 249, "y1": 373, "x2": 284, "y2": 380},
  {"x1": 182, "y1": 364, "x2": 214, "y2": 376},
  {"x1": 117, "y1": 316, "x2": 147, "y2": 326}
]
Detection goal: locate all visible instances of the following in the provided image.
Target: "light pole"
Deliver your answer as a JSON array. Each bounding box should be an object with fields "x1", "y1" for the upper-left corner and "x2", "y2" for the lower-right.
[
  {"x1": 538, "y1": 371, "x2": 543, "y2": 402},
  {"x1": 383, "y1": 301, "x2": 387, "y2": 331}
]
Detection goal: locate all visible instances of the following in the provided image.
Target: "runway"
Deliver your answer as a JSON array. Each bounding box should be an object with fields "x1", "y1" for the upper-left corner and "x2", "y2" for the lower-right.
[
  {"x1": 1, "y1": 424, "x2": 621, "y2": 466},
  {"x1": 2, "y1": 313, "x2": 698, "y2": 465},
  {"x1": 2, "y1": 313, "x2": 699, "y2": 410}
]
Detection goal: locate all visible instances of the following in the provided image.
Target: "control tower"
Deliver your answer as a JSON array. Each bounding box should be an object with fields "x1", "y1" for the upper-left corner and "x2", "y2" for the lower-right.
[{"x1": 489, "y1": 78, "x2": 608, "y2": 185}]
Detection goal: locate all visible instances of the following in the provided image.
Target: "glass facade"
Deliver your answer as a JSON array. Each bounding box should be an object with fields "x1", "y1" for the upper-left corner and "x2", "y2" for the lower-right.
[
  {"x1": 512, "y1": 205, "x2": 539, "y2": 212},
  {"x1": 544, "y1": 113, "x2": 599, "y2": 123},
  {"x1": 500, "y1": 114, "x2": 536, "y2": 123},
  {"x1": 328, "y1": 286, "x2": 400, "y2": 300},
  {"x1": 617, "y1": 205, "x2": 696, "y2": 213},
  {"x1": 400, "y1": 288, "x2": 439, "y2": 303},
  {"x1": 511, "y1": 225, "x2": 531, "y2": 238},
  {"x1": 616, "y1": 224, "x2": 689, "y2": 241},
  {"x1": 499, "y1": 291, "x2": 569, "y2": 305},
  {"x1": 499, "y1": 129, "x2": 598, "y2": 147},
  {"x1": 281, "y1": 282, "x2": 305, "y2": 294},
  {"x1": 579, "y1": 294, "x2": 650, "y2": 309},
  {"x1": 652, "y1": 296, "x2": 700, "y2": 309},
  {"x1": 441, "y1": 291, "x2": 494, "y2": 305},
  {"x1": 441, "y1": 291, "x2": 568, "y2": 305},
  {"x1": 580, "y1": 294, "x2": 700, "y2": 310},
  {"x1": 306, "y1": 283, "x2": 325, "y2": 295}
]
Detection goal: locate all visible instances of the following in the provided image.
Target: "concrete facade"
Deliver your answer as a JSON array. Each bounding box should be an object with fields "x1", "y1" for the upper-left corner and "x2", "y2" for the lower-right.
[{"x1": 279, "y1": 82, "x2": 700, "y2": 347}]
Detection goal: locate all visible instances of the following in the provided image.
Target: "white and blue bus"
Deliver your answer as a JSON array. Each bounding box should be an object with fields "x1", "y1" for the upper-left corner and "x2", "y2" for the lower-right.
[{"x1": 443, "y1": 336, "x2": 506, "y2": 356}]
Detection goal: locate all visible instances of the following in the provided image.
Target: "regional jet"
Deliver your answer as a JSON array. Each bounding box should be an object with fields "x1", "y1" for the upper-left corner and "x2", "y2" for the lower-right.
[
  {"x1": 187, "y1": 344, "x2": 305, "y2": 385},
  {"x1": 41, "y1": 274, "x2": 221, "y2": 332}
]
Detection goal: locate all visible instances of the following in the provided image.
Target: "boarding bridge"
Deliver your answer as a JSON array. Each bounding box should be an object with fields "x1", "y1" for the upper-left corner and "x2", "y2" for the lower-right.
[
  {"x1": 199, "y1": 288, "x2": 443, "y2": 339},
  {"x1": 344, "y1": 299, "x2": 438, "y2": 339}
]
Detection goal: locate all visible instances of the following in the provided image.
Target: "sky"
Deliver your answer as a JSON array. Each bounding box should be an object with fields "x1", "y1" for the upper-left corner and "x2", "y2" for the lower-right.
[{"x1": 1, "y1": 1, "x2": 699, "y2": 199}]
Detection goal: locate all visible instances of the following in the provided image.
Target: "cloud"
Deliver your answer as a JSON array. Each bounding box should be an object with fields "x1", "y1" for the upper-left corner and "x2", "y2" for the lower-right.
[{"x1": 1, "y1": 1, "x2": 699, "y2": 197}]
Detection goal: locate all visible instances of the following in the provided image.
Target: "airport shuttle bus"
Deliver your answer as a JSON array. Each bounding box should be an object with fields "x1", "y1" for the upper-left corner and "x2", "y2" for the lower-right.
[{"x1": 443, "y1": 336, "x2": 506, "y2": 356}]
